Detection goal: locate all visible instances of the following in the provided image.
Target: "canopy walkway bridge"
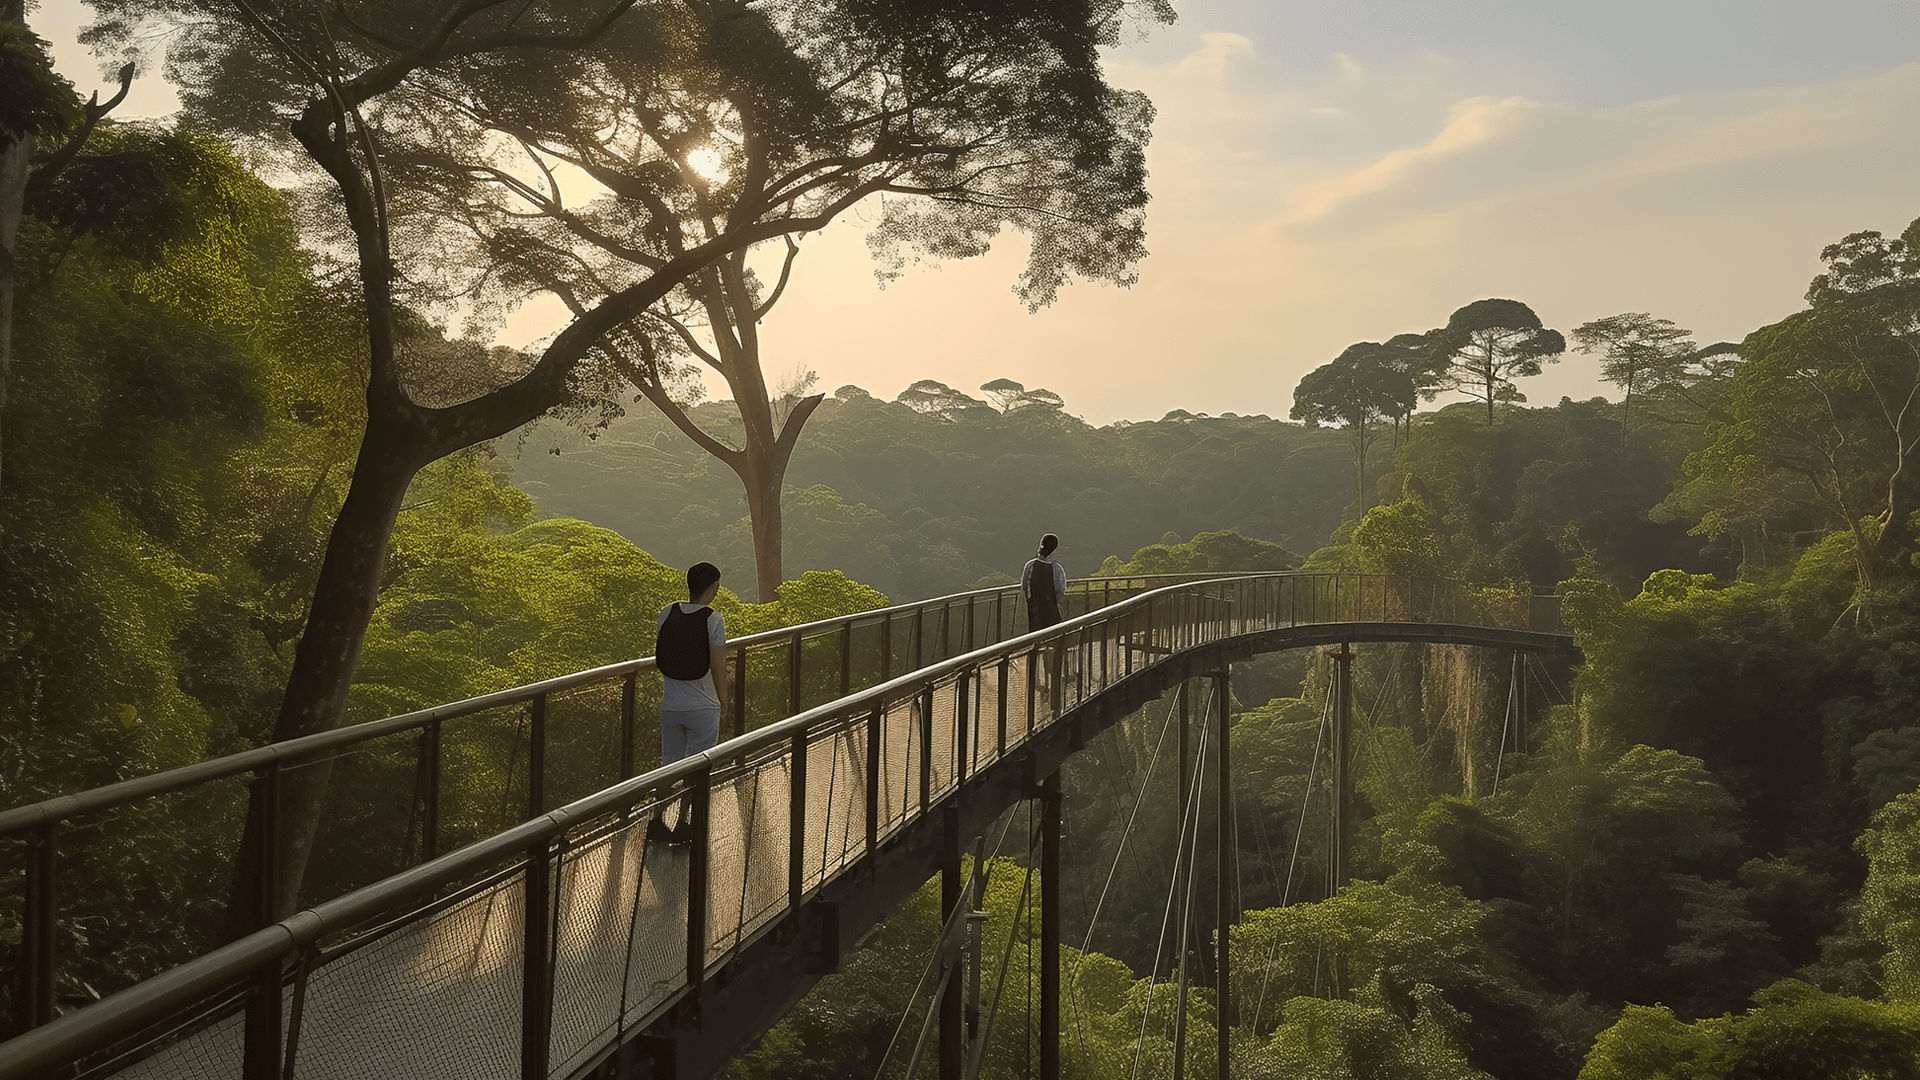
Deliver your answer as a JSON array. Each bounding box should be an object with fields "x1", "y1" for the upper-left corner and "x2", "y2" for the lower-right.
[{"x1": 0, "y1": 573, "x2": 1577, "y2": 1080}]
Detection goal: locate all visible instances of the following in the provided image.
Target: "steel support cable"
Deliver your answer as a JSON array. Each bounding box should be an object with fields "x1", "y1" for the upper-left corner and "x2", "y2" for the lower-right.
[
  {"x1": 1256, "y1": 678, "x2": 1333, "y2": 1032},
  {"x1": 1085, "y1": 709, "x2": 1178, "y2": 934},
  {"x1": 1169, "y1": 750, "x2": 1209, "y2": 1080},
  {"x1": 1066, "y1": 683, "x2": 1190, "y2": 1066},
  {"x1": 1525, "y1": 652, "x2": 1569, "y2": 706},
  {"x1": 1493, "y1": 658, "x2": 1517, "y2": 797},
  {"x1": 873, "y1": 809, "x2": 1022, "y2": 1080},
  {"x1": 1128, "y1": 683, "x2": 1215, "y2": 1080},
  {"x1": 1351, "y1": 643, "x2": 1412, "y2": 788},
  {"x1": 967, "y1": 809, "x2": 1039, "y2": 1080}
]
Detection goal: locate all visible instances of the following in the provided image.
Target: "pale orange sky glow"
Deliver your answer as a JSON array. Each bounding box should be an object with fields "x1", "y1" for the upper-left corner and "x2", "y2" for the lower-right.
[{"x1": 40, "y1": 0, "x2": 1920, "y2": 426}]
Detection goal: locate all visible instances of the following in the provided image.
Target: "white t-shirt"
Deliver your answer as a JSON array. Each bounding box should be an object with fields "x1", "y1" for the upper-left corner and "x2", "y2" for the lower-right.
[{"x1": 657, "y1": 602, "x2": 728, "y2": 712}]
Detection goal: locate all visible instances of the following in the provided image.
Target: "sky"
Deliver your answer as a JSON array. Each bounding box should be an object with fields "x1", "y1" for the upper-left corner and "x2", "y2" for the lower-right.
[{"x1": 33, "y1": 0, "x2": 1920, "y2": 425}]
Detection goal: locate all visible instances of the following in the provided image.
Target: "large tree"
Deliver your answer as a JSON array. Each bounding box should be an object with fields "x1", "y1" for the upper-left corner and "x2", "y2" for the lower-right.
[
  {"x1": 373, "y1": 0, "x2": 1163, "y2": 600},
  {"x1": 86, "y1": 0, "x2": 1166, "y2": 912},
  {"x1": 1674, "y1": 219, "x2": 1920, "y2": 601},
  {"x1": 1426, "y1": 298, "x2": 1565, "y2": 425},
  {"x1": 1572, "y1": 312, "x2": 1736, "y2": 458},
  {"x1": 1291, "y1": 341, "x2": 1418, "y2": 512}
]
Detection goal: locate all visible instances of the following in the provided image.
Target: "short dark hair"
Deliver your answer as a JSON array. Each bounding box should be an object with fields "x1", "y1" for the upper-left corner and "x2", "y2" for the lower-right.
[
  {"x1": 688, "y1": 562, "x2": 722, "y2": 598},
  {"x1": 1039, "y1": 533, "x2": 1058, "y2": 557}
]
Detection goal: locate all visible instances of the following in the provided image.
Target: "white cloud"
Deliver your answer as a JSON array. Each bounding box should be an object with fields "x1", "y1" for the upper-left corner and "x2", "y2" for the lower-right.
[
  {"x1": 761, "y1": 39, "x2": 1920, "y2": 425},
  {"x1": 1282, "y1": 95, "x2": 1553, "y2": 226}
]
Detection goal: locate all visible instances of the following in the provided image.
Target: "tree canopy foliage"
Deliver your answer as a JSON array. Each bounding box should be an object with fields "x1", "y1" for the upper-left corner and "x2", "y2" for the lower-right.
[
  {"x1": 1427, "y1": 299, "x2": 1566, "y2": 425},
  {"x1": 513, "y1": 389, "x2": 1345, "y2": 599}
]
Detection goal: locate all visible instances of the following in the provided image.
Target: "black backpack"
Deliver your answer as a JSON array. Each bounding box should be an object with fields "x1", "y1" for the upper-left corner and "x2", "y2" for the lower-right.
[
  {"x1": 656, "y1": 604, "x2": 712, "y2": 680},
  {"x1": 1027, "y1": 558, "x2": 1057, "y2": 603}
]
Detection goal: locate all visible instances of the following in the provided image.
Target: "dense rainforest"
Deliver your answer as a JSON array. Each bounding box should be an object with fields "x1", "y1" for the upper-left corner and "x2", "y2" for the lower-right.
[{"x1": 3, "y1": 19, "x2": 1920, "y2": 1080}]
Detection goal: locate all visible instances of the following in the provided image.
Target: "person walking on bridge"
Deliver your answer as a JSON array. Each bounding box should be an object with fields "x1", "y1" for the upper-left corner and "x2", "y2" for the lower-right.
[
  {"x1": 650, "y1": 562, "x2": 732, "y2": 846},
  {"x1": 1022, "y1": 533, "x2": 1067, "y2": 632},
  {"x1": 1022, "y1": 535, "x2": 1068, "y2": 708},
  {"x1": 655, "y1": 561, "x2": 732, "y2": 763}
]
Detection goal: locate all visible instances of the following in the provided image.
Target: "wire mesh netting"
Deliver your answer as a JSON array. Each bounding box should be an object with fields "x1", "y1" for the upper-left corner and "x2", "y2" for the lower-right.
[
  {"x1": 284, "y1": 868, "x2": 530, "y2": 1080},
  {"x1": 705, "y1": 751, "x2": 791, "y2": 966},
  {"x1": 799, "y1": 718, "x2": 867, "y2": 895},
  {"x1": 541, "y1": 683, "x2": 629, "y2": 812},
  {"x1": 69, "y1": 775, "x2": 252, "y2": 996},
  {"x1": 548, "y1": 814, "x2": 681, "y2": 1077}
]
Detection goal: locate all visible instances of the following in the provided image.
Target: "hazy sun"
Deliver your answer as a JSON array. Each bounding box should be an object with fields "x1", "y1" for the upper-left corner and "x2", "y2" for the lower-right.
[{"x1": 687, "y1": 147, "x2": 727, "y2": 181}]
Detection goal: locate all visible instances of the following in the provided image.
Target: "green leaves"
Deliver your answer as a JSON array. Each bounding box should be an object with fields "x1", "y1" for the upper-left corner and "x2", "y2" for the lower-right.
[
  {"x1": 0, "y1": 22, "x2": 78, "y2": 147},
  {"x1": 1858, "y1": 789, "x2": 1920, "y2": 1002},
  {"x1": 1578, "y1": 984, "x2": 1920, "y2": 1080}
]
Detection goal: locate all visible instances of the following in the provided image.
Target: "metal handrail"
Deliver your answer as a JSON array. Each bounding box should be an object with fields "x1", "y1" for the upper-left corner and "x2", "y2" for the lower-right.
[
  {"x1": 0, "y1": 572, "x2": 1235, "y2": 1046},
  {"x1": 0, "y1": 572, "x2": 1559, "y2": 1080},
  {"x1": 0, "y1": 574, "x2": 1195, "y2": 835}
]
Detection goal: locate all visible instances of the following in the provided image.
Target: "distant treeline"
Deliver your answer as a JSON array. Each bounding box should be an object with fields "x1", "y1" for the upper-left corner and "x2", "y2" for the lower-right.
[{"x1": 509, "y1": 386, "x2": 1351, "y2": 599}]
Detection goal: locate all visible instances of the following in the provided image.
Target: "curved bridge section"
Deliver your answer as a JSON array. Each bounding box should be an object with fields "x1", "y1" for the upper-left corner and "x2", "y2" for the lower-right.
[{"x1": 0, "y1": 574, "x2": 1576, "y2": 1080}]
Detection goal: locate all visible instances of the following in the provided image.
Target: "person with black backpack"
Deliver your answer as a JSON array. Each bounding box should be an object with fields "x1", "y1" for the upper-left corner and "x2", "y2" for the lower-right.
[
  {"x1": 649, "y1": 562, "x2": 731, "y2": 846},
  {"x1": 1022, "y1": 533, "x2": 1066, "y2": 632},
  {"x1": 655, "y1": 561, "x2": 732, "y2": 763}
]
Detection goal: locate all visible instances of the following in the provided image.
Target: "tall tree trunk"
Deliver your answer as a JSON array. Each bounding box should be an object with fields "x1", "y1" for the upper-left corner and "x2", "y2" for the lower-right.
[
  {"x1": 743, "y1": 461, "x2": 784, "y2": 602},
  {"x1": 234, "y1": 414, "x2": 425, "y2": 926},
  {"x1": 1353, "y1": 416, "x2": 1367, "y2": 513},
  {"x1": 1877, "y1": 441, "x2": 1920, "y2": 581},
  {"x1": 726, "y1": 391, "x2": 824, "y2": 601},
  {"x1": 274, "y1": 419, "x2": 423, "y2": 741},
  {"x1": 0, "y1": 0, "x2": 31, "y2": 506}
]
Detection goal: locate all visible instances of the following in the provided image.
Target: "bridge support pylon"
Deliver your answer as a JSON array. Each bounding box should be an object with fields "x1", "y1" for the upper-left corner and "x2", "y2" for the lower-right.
[
  {"x1": 1040, "y1": 769, "x2": 1061, "y2": 1080},
  {"x1": 940, "y1": 807, "x2": 962, "y2": 1080},
  {"x1": 1327, "y1": 644, "x2": 1353, "y2": 898},
  {"x1": 1214, "y1": 669, "x2": 1234, "y2": 1080}
]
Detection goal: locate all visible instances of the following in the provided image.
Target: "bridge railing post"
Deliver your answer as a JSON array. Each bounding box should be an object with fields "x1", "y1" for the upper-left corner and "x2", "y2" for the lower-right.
[
  {"x1": 790, "y1": 629, "x2": 804, "y2": 717},
  {"x1": 529, "y1": 694, "x2": 547, "y2": 820},
  {"x1": 955, "y1": 670, "x2": 971, "y2": 787},
  {"x1": 918, "y1": 685, "x2": 934, "y2": 813},
  {"x1": 789, "y1": 729, "x2": 807, "y2": 918},
  {"x1": 20, "y1": 821, "x2": 58, "y2": 1035},
  {"x1": 243, "y1": 764, "x2": 283, "y2": 1080},
  {"x1": 419, "y1": 718, "x2": 443, "y2": 862},
  {"x1": 521, "y1": 833, "x2": 555, "y2": 1080},
  {"x1": 733, "y1": 647, "x2": 749, "y2": 740},
  {"x1": 685, "y1": 766, "x2": 713, "y2": 1024},
  {"x1": 840, "y1": 621, "x2": 853, "y2": 698},
  {"x1": 866, "y1": 707, "x2": 881, "y2": 857},
  {"x1": 619, "y1": 675, "x2": 637, "y2": 782},
  {"x1": 996, "y1": 659, "x2": 1009, "y2": 758}
]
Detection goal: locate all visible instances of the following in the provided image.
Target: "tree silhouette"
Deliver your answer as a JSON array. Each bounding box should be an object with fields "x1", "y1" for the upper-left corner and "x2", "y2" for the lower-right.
[
  {"x1": 1291, "y1": 342, "x2": 1418, "y2": 511},
  {"x1": 1572, "y1": 313, "x2": 1725, "y2": 457},
  {"x1": 1426, "y1": 298, "x2": 1564, "y2": 424}
]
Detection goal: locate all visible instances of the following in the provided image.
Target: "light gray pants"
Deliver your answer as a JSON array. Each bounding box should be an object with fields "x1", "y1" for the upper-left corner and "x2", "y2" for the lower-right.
[{"x1": 661, "y1": 706, "x2": 721, "y2": 764}]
